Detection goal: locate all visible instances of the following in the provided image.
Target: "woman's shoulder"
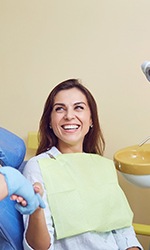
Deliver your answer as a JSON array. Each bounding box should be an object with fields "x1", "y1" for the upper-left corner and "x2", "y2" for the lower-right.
[
  {"x1": 28, "y1": 151, "x2": 49, "y2": 162},
  {"x1": 24, "y1": 147, "x2": 60, "y2": 169},
  {"x1": 23, "y1": 147, "x2": 60, "y2": 180},
  {"x1": 23, "y1": 151, "x2": 50, "y2": 176}
]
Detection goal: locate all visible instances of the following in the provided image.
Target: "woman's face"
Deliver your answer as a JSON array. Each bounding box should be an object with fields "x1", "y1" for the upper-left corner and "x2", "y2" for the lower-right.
[{"x1": 50, "y1": 87, "x2": 92, "y2": 153}]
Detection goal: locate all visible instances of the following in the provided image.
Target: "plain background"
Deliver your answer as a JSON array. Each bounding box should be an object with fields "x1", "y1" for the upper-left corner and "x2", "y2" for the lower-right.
[{"x1": 1, "y1": 1, "x2": 150, "y2": 248}]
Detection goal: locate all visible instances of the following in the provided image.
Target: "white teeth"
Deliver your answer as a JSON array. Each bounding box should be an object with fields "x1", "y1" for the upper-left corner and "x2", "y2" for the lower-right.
[{"x1": 63, "y1": 125, "x2": 79, "y2": 130}]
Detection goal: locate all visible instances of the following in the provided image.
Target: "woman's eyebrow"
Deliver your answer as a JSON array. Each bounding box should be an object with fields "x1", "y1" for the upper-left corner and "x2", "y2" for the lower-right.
[
  {"x1": 74, "y1": 102, "x2": 86, "y2": 106},
  {"x1": 53, "y1": 101, "x2": 87, "y2": 108},
  {"x1": 53, "y1": 103, "x2": 65, "y2": 107}
]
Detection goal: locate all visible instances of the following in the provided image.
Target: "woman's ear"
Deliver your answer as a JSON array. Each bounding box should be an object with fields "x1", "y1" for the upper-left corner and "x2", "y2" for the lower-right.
[{"x1": 89, "y1": 118, "x2": 93, "y2": 128}]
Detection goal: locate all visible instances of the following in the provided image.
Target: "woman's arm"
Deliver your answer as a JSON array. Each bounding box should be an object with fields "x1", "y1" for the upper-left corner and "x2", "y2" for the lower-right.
[
  {"x1": 26, "y1": 182, "x2": 51, "y2": 250},
  {"x1": 11, "y1": 181, "x2": 51, "y2": 250},
  {"x1": 26, "y1": 205, "x2": 51, "y2": 250},
  {"x1": 22, "y1": 157, "x2": 54, "y2": 250}
]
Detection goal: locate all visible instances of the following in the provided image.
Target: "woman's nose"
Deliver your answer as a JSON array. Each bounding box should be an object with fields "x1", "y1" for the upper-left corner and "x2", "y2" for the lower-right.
[{"x1": 64, "y1": 108, "x2": 75, "y2": 120}]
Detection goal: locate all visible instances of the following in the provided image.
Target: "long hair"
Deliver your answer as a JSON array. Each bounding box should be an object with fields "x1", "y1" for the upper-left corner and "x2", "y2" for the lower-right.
[{"x1": 36, "y1": 79, "x2": 105, "y2": 155}]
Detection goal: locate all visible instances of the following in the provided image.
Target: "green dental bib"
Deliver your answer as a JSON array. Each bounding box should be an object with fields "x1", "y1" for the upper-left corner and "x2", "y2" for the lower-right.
[{"x1": 38, "y1": 153, "x2": 133, "y2": 240}]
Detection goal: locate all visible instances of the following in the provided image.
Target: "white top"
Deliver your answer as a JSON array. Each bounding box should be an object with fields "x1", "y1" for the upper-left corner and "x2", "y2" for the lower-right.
[{"x1": 23, "y1": 147, "x2": 143, "y2": 250}]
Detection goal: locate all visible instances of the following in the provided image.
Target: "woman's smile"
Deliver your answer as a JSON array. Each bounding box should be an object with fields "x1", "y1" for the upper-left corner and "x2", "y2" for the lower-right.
[{"x1": 61, "y1": 124, "x2": 80, "y2": 131}]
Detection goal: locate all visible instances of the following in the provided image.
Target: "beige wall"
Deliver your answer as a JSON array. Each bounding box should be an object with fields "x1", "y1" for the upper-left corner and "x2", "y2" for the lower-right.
[{"x1": 1, "y1": 0, "x2": 150, "y2": 248}]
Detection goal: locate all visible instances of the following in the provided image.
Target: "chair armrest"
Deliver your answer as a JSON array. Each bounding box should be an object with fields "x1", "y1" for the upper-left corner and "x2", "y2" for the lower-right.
[{"x1": 133, "y1": 223, "x2": 150, "y2": 236}]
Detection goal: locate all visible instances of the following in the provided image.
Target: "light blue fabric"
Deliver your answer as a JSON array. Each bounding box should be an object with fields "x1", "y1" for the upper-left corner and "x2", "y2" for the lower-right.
[
  {"x1": 0, "y1": 166, "x2": 45, "y2": 214},
  {"x1": 0, "y1": 127, "x2": 26, "y2": 169}
]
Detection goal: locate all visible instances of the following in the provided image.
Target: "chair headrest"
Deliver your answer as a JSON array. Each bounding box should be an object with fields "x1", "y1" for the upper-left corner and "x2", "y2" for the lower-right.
[{"x1": 0, "y1": 127, "x2": 26, "y2": 169}]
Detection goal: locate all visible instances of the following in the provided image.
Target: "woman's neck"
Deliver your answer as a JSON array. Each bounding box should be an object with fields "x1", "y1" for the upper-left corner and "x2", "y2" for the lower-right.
[{"x1": 57, "y1": 143, "x2": 83, "y2": 154}]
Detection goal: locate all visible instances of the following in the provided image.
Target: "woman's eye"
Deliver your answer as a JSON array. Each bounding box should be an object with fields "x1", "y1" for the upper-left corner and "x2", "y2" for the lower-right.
[
  {"x1": 55, "y1": 107, "x2": 64, "y2": 112},
  {"x1": 75, "y1": 105, "x2": 84, "y2": 110}
]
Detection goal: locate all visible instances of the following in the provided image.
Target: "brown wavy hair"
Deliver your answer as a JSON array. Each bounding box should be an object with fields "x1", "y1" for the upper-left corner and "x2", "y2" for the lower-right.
[{"x1": 36, "y1": 79, "x2": 105, "y2": 155}]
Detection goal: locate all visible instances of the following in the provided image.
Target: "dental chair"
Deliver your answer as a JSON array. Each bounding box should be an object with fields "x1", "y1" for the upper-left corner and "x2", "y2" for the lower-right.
[{"x1": 0, "y1": 127, "x2": 26, "y2": 250}]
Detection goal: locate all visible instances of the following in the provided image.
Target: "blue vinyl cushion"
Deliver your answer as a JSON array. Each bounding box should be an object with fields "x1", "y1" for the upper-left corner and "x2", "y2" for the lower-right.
[
  {"x1": 0, "y1": 127, "x2": 26, "y2": 169},
  {"x1": 0, "y1": 197, "x2": 24, "y2": 250}
]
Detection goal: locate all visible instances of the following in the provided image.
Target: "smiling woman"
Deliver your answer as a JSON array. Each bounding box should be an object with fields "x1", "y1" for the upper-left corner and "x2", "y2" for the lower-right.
[
  {"x1": 17, "y1": 79, "x2": 143, "y2": 250},
  {"x1": 36, "y1": 79, "x2": 105, "y2": 156}
]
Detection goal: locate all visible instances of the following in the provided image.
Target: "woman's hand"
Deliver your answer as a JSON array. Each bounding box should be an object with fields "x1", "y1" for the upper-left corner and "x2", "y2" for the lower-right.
[
  {"x1": 11, "y1": 182, "x2": 44, "y2": 210},
  {"x1": 33, "y1": 182, "x2": 44, "y2": 197},
  {"x1": 0, "y1": 167, "x2": 45, "y2": 214}
]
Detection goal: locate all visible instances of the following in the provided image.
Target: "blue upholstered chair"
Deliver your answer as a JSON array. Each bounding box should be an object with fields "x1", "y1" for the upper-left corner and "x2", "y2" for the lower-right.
[{"x1": 0, "y1": 127, "x2": 26, "y2": 250}]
